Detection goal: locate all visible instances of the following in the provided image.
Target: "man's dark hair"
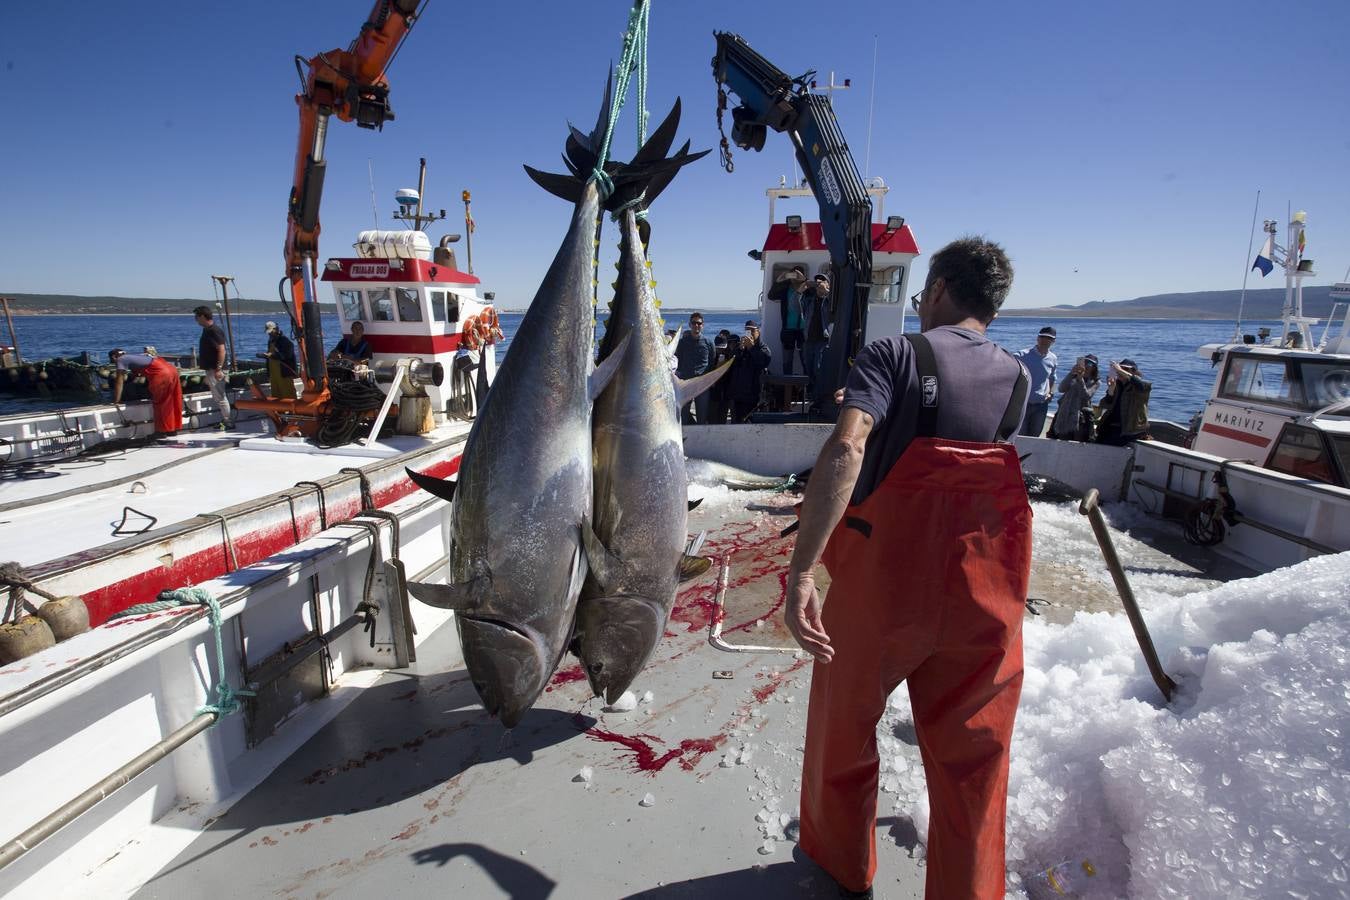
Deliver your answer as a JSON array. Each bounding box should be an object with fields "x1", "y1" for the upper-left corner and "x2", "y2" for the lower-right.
[
  {"x1": 350, "y1": 320, "x2": 364, "y2": 330},
  {"x1": 193, "y1": 305, "x2": 213, "y2": 321},
  {"x1": 108, "y1": 348, "x2": 124, "y2": 363},
  {"x1": 926, "y1": 236, "x2": 1013, "y2": 322}
]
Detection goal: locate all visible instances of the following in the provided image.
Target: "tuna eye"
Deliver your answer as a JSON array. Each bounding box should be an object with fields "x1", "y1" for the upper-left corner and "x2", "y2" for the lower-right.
[{"x1": 588, "y1": 662, "x2": 604, "y2": 674}]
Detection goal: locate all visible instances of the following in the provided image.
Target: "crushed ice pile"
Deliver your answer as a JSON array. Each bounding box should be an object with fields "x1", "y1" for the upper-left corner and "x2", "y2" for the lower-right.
[{"x1": 879, "y1": 551, "x2": 1350, "y2": 898}]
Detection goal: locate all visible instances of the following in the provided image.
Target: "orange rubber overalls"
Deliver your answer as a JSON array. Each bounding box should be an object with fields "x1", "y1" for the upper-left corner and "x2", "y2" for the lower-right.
[
  {"x1": 799, "y1": 336, "x2": 1031, "y2": 899},
  {"x1": 143, "y1": 357, "x2": 184, "y2": 434}
]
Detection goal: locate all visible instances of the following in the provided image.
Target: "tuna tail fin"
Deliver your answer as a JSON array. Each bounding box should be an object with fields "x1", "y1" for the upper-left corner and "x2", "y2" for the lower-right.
[
  {"x1": 406, "y1": 466, "x2": 456, "y2": 502},
  {"x1": 675, "y1": 358, "x2": 733, "y2": 406}
]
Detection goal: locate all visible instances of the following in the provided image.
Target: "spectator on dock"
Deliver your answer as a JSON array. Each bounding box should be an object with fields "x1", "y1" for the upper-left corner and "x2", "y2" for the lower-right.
[
  {"x1": 784, "y1": 236, "x2": 1030, "y2": 900},
  {"x1": 1050, "y1": 354, "x2": 1100, "y2": 441},
  {"x1": 1096, "y1": 359, "x2": 1152, "y2": 445},
  {"x1": 193, "y1": 305, "x2": 232, "y2": 428},
  {"x1": 1014, "y1": 325, "x2": 1058, "y2": 436},
  {"x1": 674, "y1": 312, "x2": 714, "y2": 424},
  {"x1": 727, "y1": 320, "x2": 772, "y2": 423},
  {"x1": 109, "y1": 349, "x2": 182, "y2": 437},
  {"x1": 804, "y1": 273, "x2": 834, "y2": 407},
  {"x1": 262, "y1": 321, "x2": 298, "y2": 401},
  {"x1": 329, "y1": 321, "x2": 372, "y2": 364},
  {"x1": 706, "y1": 330, "x2": 737, "y2": 425}
]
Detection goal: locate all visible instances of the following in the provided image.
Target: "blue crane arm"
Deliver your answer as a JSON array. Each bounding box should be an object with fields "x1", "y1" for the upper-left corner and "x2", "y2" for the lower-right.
[{"x1": 712, "y1": 31, "x2": 875, "y2": 416}]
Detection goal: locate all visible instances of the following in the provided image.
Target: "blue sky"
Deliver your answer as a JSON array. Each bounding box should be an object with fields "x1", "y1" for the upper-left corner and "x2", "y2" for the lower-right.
[{"x1": 2, "y1": 0, "x2": 1347, "y2": 310}]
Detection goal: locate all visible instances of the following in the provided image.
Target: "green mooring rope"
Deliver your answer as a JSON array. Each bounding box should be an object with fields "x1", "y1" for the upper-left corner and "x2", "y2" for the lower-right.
[
  {"x1": 109, "y1": 586, "x2": 254, "y2": 722},
  {"x1": 591, "y1": 0, "x2": 652, "y2": 198}
]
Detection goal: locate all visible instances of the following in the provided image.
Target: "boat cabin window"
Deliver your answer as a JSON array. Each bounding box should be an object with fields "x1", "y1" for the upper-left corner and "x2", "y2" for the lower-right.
[
  {"x1": 1266, "y1": 425, "x2": 1339, "y2": 485},
  {"x1": 869, "y1": 266, "x2": 904, "y2": 303},
  {"x1": 1219, "y1": 356, "x2": 1304, "y2": 408},
  {"x1": 1301, "y1": 361, "x2": 1350, "y2": 409},
  {"x1": 338, "y1": 289, "x2": 365, "y2": 323},
  {"x1": 367, "y1": 288, "x2": 395, "y2": 322},
  {"x1": 396, "y1": 287, "x2": 423, "y2": 322},
  {"x1": 428, "y1": 290, "x2": 463, "y2": 324}
]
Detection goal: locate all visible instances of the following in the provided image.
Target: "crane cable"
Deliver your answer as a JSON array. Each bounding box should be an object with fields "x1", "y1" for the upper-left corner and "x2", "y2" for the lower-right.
[{"x1": 590, "y1": 0, "x2": 651, "y2": 199}]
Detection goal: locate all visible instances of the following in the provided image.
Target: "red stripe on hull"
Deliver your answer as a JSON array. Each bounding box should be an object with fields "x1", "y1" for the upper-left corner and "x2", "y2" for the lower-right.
[
  {"x1": 80, "y1": 456, "x2": 462, "y2": 626},
  {"x1": 1199, "y1": 422, "x2": 1272, "y2": 448}
]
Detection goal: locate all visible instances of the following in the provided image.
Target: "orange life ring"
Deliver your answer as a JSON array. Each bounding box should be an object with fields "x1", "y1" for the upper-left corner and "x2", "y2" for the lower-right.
[
  {"x1": 461, "y1": 315, "x2": 483, "y2": 352},
  {"x1": 480, "y1": 306, "x2": 504, "y2": 345}
]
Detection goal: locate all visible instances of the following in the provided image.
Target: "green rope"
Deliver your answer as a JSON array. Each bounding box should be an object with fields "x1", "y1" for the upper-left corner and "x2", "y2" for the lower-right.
[
  {"x1": 591, "y1": 0, "x2": 651, "y2": 196},
  {"x1": 109, "y1": 586, "x2": 254, "y2": 723}
]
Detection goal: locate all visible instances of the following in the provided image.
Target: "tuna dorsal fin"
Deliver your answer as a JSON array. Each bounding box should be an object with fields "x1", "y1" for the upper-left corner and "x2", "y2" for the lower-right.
[
  {"x1": 677, "y1": 554, "x2": 711, "y2": 583},
  {"x1": 407, "y1": 575, "x2": 485, "y2": 611},
  {"x1": 589, "y1": 330, "x2": 633, "y2": 402},
  {"x1": 580, "y1": 517, "x2": 623, "y2": 591},
  {"x1": 406, "y1": 466, "x2": 457, "y2": 502},
  {"x1": 675, "y1": 358, "x2": 733, "y2": 406}
]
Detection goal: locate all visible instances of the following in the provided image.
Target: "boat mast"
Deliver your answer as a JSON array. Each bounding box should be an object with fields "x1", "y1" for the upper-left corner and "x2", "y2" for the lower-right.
[{"x1": 1280, "y1": 210, "x2": 1316, "y2": 349}]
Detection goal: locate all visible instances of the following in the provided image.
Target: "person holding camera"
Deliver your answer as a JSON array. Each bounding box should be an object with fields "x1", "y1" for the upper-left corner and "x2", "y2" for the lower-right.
[
  {"x1": 768, "y1": 265, "x2": 810, "y2": 375},
  {"x1": 1050, "y1": 354, "x2": 1099, "y2": 440},
  {"x1": 1096, "y1": 359, "x2": 1152, "y2": 445},
  {"x1": 706, "y1": 329, "x2": 737, "y2": 425},
  {"x1": 726, "y1": 320, "x2": 772, "y2": 423}
]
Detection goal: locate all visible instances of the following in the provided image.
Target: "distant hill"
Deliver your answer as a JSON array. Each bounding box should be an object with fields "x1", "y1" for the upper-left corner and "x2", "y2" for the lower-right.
[
  {"x1": 1003, "y1": 285, "x2": 1338, "y2": 319},
  {"x1": 0, "y1": 292, "x2": 333, "y2": 316}
]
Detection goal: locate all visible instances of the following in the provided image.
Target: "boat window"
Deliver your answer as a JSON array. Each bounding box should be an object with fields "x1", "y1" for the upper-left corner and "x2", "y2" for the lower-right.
[
  {"x1": 1300, "y1": 361, "x2": 1350, "y2": 409},
  {"x1": 338, "y1": 289, "x2": 365, "y2": 322},
  {"x1": 1266, "y1": 425, "x2": 1336, "y2": 484},
  {"x1": 1330, "y1": 435, "x2": 1350, "y2": 487},
  {"x1": 368, "y1": 288, "x2": 394, "y2": 321},
  {"x1": 446, "y1": 292, "x2": 461, "y2": 322},
  {"x1": 396, "y1": 287, "x2": 423, "y2": 322},
  {"x1": 1218, "y1": 356, "x2": 1305, "y2": 408},
  {"x1": 430, "y1": 290, "x2": 448, "y2": 322},
  {"x1": 869, "y1": 266, "x2": 904, "y2": 303}
]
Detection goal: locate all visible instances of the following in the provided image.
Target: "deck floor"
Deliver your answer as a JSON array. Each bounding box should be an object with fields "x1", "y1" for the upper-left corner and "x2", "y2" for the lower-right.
[{"x1": 128, "y1": 489, "x2": 1252, "y2": 899}]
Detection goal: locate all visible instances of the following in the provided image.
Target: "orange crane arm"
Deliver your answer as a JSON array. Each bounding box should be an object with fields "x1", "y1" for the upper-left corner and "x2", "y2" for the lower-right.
[{"x1": 285, "y1": 0, "x2": 422, "y2": 390}]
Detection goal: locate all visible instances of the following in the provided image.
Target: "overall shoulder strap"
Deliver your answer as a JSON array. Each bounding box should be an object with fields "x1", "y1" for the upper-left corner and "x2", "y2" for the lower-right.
[
  {"x1": 996, "y1": 352, "x2": 1031, "y2": 442},
  {"x1": 906, "y1": 334, "x2": 940, "y2": 438}
]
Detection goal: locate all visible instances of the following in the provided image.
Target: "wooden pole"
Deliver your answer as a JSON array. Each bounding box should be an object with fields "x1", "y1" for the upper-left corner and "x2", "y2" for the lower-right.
[{"x1": 1, "y1": 298, "x2": 20, "y2": 363}]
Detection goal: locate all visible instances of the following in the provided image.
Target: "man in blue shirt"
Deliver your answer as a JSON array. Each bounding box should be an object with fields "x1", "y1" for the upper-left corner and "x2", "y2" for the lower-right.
[
  {"x1": 674, "y1": 311, "x2": 714, "y2": 424},
  {"x1": 1014, "y1": 326, "x2": 1058, "y2": 436},
  {"x1": 768, "y1": 266, "x2": 810, "y2": 375}
]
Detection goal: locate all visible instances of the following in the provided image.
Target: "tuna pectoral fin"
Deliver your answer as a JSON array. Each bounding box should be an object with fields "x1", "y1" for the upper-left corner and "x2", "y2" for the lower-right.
[
  {"x1": 678, "y1": 554, "x2": 712, "y2": 582},
  {"x1": 666, "y1": 325, "x2": 683, "y2": 356},
  {"x1": 580, "y1": 519, "x2": 623, "y2": 591},
  {"x1": 407, "y1": 575, "x2": 485, "y2": 610},
  {"x1": 406, "y1": 467, "x2": 457, "y2": 502},
  {"x1": 675, "y1": 358, "x2": 733, "y2": 405},
  {"x1": 589, "y1": 331, "x2": 633, "y2": 401}
]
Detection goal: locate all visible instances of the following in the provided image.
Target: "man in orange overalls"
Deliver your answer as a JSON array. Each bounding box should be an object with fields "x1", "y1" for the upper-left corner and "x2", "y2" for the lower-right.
[
  {"x1": 785, "y1": 237, "x2": 1031, "y2": 899},
  {"x1": 110, "y1": 349, "x2": 183, "y2": 436}
]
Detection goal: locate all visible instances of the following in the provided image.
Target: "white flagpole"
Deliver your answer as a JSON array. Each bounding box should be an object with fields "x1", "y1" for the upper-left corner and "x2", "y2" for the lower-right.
[{"x1": 1234, "y1": 190, "x2": 1261, "y2": 341}]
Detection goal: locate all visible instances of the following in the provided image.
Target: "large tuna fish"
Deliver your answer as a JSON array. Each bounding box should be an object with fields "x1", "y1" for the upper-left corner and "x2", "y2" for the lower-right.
[
  {"x1": 403, "y1": 80, "x2": 631, "y2": 727},
  {"x1": 528, "y1": 98, "x2": 723, "y2": 702}
]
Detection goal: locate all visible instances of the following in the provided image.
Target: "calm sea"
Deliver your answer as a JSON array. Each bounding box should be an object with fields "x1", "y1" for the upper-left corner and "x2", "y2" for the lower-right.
[{"x1": 2, "y1": 311, "x2": 1277, "y2": 424}]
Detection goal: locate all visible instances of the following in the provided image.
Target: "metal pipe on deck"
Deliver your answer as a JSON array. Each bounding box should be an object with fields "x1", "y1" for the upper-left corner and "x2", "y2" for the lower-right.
[
  {"x1": 0, "y1": 711, "x2": 218, "y2": 871},
  {"x1": 1, "y1": 298, "x2": 20, "y2": 363},
  {"x1": 1078, "y1": 488, "x2": 1178, "y2": 702}
]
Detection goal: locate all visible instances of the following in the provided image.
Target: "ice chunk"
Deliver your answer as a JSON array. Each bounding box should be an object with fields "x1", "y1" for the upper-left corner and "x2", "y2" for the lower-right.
[
  {"x1": 605, "y1": 690, "x2": 638, "y2": 712},
  {"x1": 572, "y1": 766, "x2": 593, "y2": 784},
  {"x1": 757, "y1": 840, "x2": 775, "y2": 855},
  {"x1": 639, "y1": 793, "x2": 655, "y2": 808},
  {"x1": 641, "y1": 690, "x2": 654, "y2": 705}
]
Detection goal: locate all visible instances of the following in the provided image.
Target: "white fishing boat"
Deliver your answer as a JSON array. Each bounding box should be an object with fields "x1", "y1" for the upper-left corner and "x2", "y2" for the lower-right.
[{"x1": 2, "y1": 10, "x2": 1347, "y2": 899}]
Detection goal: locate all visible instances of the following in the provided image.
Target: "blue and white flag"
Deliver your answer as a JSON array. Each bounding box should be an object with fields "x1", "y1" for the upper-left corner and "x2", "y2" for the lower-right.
[{"x1": 1252, "y1": 235, "x2": 1274, "y2": 276}]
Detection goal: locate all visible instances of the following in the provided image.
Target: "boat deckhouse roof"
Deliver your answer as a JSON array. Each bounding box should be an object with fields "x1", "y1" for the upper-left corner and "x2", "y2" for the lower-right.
[
  {"x1": 321, "y1": 256, "x2": 479, "y2": 286},
  {"x1": 761, "y1": 221, "x2": 920, "y2": 255}
]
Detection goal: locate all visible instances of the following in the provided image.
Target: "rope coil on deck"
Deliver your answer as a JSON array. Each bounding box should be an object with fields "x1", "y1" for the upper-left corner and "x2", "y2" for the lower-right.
[{"x1": 109, "y1": 586, "x2": 254, "y2": 721}]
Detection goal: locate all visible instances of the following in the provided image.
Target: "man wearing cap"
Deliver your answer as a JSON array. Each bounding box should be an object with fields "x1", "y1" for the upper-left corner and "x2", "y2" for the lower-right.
[
  {"x1": 1014, "y1": 326, "x2": 1059, "y2": 436},
  {"x1": 727, "y1": 319, "x2": 772, "y2": 423},
  {"x1": 804, "y1": 273, "x2": 834, "y2": 406},
  {"x1": 261, "y1": 321, "x2": 298, "y2": 401}
]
